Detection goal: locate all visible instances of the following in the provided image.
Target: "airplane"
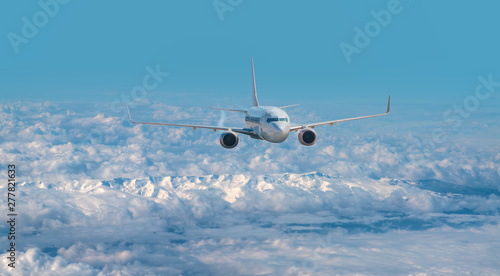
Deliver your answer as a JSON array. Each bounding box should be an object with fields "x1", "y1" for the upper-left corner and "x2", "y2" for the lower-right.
[{"x1": 126, "y1": 58, "x2": 390, "y2": 149}]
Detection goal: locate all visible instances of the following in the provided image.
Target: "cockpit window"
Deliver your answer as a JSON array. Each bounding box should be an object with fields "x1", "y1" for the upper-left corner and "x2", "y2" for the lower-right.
[{"x1": 267, "y1": 117, "x2": 288, "y2": 123}]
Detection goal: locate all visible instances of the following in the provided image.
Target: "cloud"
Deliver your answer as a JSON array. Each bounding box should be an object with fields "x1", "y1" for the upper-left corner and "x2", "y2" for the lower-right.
[
  {"x1": 1, "y1": 248, "x2": 98, "y2": 276},
  {"x1": 2, "y1": 100, "x2": 500, "y2": 188},
  {"x1": 2, "y1": 173, "x2": 500, "y2": 274},
  {"x1": 0, "y1": 100, "x2": 499, "y2": 274}
]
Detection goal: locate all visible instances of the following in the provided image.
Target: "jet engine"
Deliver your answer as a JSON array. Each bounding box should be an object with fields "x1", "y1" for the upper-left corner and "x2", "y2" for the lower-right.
[
  {"x1": 219, "y1": 132, "x2": 239, "y2": 149},
  {"x1": 298, "y1": 128, "x2": 317, "y2": 146}
]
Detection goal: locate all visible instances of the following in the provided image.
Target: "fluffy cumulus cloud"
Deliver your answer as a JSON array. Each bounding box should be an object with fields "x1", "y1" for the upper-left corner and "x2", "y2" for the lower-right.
[
  {"x1": 1, "y1": 101, "x2": 499, "y2": 187},
  {"x1": 1, "y1": 248, "x2": 98, "y2": 275},
  {"x1": 0, "y1": 100, "x2": 499, "y2": 275}
]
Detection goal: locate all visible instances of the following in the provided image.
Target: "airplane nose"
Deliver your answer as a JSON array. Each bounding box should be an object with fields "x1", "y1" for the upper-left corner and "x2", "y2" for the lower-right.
[
  {"x1": 271, "y1": 123, "x2": 287, "y2": 132},
  {"x1": 264, "y1": 122, "x2": 290, "y2": 143}
]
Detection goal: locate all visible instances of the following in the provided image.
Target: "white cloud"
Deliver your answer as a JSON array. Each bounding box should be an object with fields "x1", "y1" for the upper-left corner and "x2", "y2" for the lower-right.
[
  {"x1": 0, "y1": 100, "x2": 499, "y2": 274},
  {"x1": 1, "y1": 248, "x2": 98, "y2": 276}
]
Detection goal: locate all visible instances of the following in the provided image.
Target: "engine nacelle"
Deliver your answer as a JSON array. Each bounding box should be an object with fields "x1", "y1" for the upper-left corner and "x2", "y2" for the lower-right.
[
  {"x1": 219, "y1": 132, "x2": 239, "y2": 149},
  {"x1": 298, "y1": 128, "x2": 317, "y2": 146}
]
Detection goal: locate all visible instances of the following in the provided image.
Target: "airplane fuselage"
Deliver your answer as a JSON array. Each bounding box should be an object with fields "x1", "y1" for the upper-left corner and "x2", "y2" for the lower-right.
[{"x1": 245, "y1": 106, "x2": 291, "y2": 143}]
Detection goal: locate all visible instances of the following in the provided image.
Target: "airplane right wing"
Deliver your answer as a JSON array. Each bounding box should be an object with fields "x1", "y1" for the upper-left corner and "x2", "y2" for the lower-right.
[
  {"x1": 290, "y1": 96, "x2": 390, "y2": 131},
  {"x1": 126, "y1": 104, "x2": 254, "y2": 136}
]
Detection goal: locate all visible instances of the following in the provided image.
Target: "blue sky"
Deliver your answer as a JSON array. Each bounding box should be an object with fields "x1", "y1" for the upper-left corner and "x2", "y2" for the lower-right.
[{"x1": 1, "y1": 0, "x2": 499, "y2": 107}]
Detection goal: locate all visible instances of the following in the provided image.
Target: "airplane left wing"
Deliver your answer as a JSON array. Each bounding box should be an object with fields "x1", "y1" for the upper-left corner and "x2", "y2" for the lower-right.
[
  {"x1": 290, "y1": 96, "x2": 390, "y2": 131},
  {"x1": 126, "y1": 105, "x2": 254, "y2": 136}
]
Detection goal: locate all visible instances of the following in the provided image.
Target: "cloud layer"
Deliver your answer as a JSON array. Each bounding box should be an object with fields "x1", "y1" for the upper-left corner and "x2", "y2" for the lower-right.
[
  {"x1": 1, "y1": 173, "x2": 500, "y2": 275},
  {"x1": 0, "y1": 100, "x2": 499, "y2": 275},
  {"x1": 0, "y1": 101, "x2": 499, "y2": 187}
]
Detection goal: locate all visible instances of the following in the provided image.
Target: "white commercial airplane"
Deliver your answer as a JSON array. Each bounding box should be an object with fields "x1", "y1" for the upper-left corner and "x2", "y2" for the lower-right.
[{"x1": 127, "y1": 58, "x2": 390, "y2": 149}]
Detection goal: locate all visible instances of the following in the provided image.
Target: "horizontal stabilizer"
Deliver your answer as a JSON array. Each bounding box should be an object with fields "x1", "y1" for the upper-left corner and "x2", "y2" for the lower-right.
[{"x1": 280, "y1": 104, "x2": 300, "y2": 109}]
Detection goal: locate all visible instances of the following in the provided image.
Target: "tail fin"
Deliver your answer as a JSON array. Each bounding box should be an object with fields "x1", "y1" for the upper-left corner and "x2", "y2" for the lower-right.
[{"x1": 251, "y1": 57, "x2": 259, "y2": 106}]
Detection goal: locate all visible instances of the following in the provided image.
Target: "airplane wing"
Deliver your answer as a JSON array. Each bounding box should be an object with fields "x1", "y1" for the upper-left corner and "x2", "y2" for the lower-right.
[
  {"x1": 290, "y1": 96, "x2": 390, "y2": 131},
  {"x1": 126, "y1": 105, "x2": 254, "y2": 136}
]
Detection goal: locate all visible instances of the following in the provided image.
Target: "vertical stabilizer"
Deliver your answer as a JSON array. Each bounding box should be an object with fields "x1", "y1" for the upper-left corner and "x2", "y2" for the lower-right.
[{"x1": 251, "y1": 57, "x2": 259, "y2": 106}]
